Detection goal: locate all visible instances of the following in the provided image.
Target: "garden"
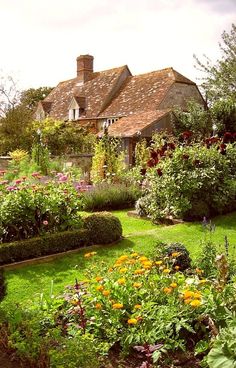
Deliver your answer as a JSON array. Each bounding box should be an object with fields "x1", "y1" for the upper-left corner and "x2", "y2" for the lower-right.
[{"x1": 0, "y1": 120, "x2": 236, "y2": 368}]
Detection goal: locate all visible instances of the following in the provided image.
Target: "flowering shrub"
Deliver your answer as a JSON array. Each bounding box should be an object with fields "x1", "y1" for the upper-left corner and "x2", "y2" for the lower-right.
[
  {"x1": 136, "y1": 138, "x2": 236, "y2": 221},
  {"x1": 0, "y1": 180, "x2": 83, "y2": 242}
]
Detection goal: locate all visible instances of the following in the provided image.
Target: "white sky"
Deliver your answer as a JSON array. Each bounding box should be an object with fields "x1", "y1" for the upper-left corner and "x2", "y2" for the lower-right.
[{"x1": 0, "y1": 0, "x2": 235, "y2": 90}]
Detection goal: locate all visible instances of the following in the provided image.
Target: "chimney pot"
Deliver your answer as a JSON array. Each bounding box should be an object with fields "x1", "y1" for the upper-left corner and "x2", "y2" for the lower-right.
[{"x1": 76, "y1": 54, "x2": 94, "y2": 83}]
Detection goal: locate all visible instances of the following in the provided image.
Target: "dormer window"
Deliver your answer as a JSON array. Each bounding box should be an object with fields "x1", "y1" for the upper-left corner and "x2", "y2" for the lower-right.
[{"x1": 68, "y1": 96, "x2": 86, "y2": 121}]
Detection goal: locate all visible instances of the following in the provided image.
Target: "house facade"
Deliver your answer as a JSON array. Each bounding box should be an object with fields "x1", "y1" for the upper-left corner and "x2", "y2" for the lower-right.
[{"x1": 36, "y1": 54, "x2": 205, "y2": 164}]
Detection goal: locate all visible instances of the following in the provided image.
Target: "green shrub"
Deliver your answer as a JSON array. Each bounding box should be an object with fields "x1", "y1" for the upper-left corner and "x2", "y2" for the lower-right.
[
  {"x1": 84, "y1": 212, "x2": 122, "y2": 244},
  {"x1": 82, "y1": 184, "x2": 141, "y2": 211},
  {"x1": 0, "y1": 229, "x2": 91, "y2": 265},
  {"x1": 0, "y1": 268, "x2": 6, "y2": 302},
  {"x1": 155, "y1": 242, "x2": 192, "y2": 271}
]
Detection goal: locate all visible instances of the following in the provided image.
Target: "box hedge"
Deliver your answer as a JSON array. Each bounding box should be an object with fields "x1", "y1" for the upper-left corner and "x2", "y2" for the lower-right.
[{"x1": 83, "y1": 212, "x2": 122, "y2": 244}]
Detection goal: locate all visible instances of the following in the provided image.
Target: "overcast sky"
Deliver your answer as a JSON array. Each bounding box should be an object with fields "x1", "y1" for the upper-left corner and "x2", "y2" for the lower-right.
[{"x1": 0, "y1": 0, "x2": 235, "y2": 90}]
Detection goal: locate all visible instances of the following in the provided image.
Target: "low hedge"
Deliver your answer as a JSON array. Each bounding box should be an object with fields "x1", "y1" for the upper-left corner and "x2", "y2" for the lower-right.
[
  {"x1": 83, "y1": 212, "x2": 122, "y2": 245},
  {"x1": 0, "y1": 229, "x2": 91, "y2": 265}
]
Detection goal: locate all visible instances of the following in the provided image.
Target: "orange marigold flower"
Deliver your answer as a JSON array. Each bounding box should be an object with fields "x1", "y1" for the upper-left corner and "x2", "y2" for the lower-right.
[
  {"x1": 128, "y1": 318, "x2": 138, "y2": 325},
  {"x1": 102, "y1": 290, "x2": 110, "y2": 296},
  {"x1": 117, "y1": 278, "x2": 126, "y2": 285},
  {"x1": 134, "y1": 269, "x2": 145, "y2": 275},
  {"x1": 190, "y1": 299, "x2": 201, "y2": 307},
  {"x1": 118, "y1": 255, "x2": 129, "y2": 261},
  {"x1": 96, "y1": 285, "x2": 104, "y2": 291},
  {"x1": 95, "y1": 276, "x2": 103, "y2": 282},
  {"x1": 134, "y1": 304, "x2": 142, "y2": 309},
  {"x1": 163, "y1": 287, "x2": 172, "y2": 294},
  {"x1": 139, "y1": 256, "x2": 148, "y2": 262},
  {"x1": 184, "y1": 298, "x2": 191, "y2": 304},
  {"x1": 183, "y1": 290, "x2": 194, "y2": 299},
  {"x1": 163, "y1": 268, "x2": 171, "y2": 274},
  {"x1": 126, "y1": 259, "x2": 136, "y2": 265},
  {"x1": 174, "y1": 265, "x2": 180, "y2": 270},
  {"x1": 95, "y1": 303, "x2": 102, "y2": 310},
  {"x1": 84, "y1": 252, "x2": 92, "y2": 258},
  {"x1": 112, "y1": 303, "x2": 123, "y2": 309},
  {"x1": 170, "y1": 282, "x2": 178, "y2": 288},
  {"x1": 142, "y1": 261, "x2": 152, "y2": 267},
  {"x1": 133, "y1": 282, "x2": 142, "y2": 288},
  {"x1": 193, "y1": 291, "x2": 201, "y2": 299}
]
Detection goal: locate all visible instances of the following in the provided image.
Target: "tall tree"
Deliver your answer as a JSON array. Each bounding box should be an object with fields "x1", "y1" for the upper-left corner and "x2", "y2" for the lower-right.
[
  {"x1": 194, "y1": 23, "x2": 236, "y2": 104},
  {"x1": 20, "y1": 86, "x2": 53, "y2": 111}
]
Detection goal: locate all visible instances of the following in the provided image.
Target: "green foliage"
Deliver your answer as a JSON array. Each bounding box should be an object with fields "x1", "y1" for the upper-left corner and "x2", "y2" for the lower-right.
[
  {"x1": 194, "y1": 23, "x2": 236, "y2": 104},
  {"x1": 138, "y1": 142, "x2": 236, "y2": 221},
  {"x1": 84, "y1": 212, "x2": 122, "y2": 244},
  {"x1": 162, "y1": 242, "x2": 192, "y2": 271},
  {"x1": 91, "y1": 130, "x2": 125, "y2": 184},
  {"x1": 174, "y1": 100, "x2": 211, "y2": 138},
  {"x1": 81, "y1": 183, "x2": 141, "y2": 211},
  {"x1": 212, "y1": 97, "x2": 236, "y2": 135},
  {"x1": 135, "y1": 139, "x2": 149, "y2": 167},
  {"x1": 0, "y1": 229, "x2": 90, "y2": 265},
  {"x1": 0, "y1": 268, "x2": 6, "y2": 302},
  {"x1": 20, "y1": 87, "x2": 53, "y2": 111},
  {"x1": 31, "y1": 142, "x2": 50, "y2": 175},
  {"x1": 207, "y1": 319, "x2": 236, "y2": 368}
]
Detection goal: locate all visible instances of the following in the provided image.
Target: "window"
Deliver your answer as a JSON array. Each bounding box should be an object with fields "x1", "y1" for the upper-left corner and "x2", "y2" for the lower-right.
[{"x1": 69, "y1": 108, "x2": 79, "y2": 121}]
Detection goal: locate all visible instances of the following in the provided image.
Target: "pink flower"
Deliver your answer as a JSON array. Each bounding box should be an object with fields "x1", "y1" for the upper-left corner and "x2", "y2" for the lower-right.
[
  {"x1": 15, "y1": 179, "x2": 22, "y2": 184},
  {"x1": 43, "y1": 220, "x2": 48, "y2": 226},
  {"x1": 32, "y1": 172, "x2": 40, "y2": 177}
]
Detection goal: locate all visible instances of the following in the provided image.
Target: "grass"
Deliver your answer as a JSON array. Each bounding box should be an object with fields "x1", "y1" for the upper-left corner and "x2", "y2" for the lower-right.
[{"x1": 1, "y1": 210, "x2": 236, "y2": 311}]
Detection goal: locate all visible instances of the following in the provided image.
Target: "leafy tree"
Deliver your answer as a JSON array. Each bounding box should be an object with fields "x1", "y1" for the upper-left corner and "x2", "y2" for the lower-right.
[
  {"x1": 212, "y1": 97, "x2": 236, "y2": 134},
  {"x1": 20, "y1": 87, "x2": 53, "y2": 111},
  {"x1": 194, "y1": 23, "x2": 236, "y2": 104}
]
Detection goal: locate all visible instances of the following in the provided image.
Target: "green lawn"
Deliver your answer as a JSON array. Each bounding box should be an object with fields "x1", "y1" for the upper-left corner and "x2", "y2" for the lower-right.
[{"x1": 1, "y1": 210, "x2": 236, "y2": 311}]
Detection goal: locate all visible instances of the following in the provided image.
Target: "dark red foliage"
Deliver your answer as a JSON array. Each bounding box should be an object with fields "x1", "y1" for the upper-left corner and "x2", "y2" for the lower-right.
[
  {"x1": 147, "y1": 158, "x2": 156, "y2": 168},
  {"x1": 140, "y1": 168, "x2": 147, "y2": 176},
  {"x1": 182, "y1": 131, "x2": 192, "y2": 140},
  {"x1": 157, "y1": 168, "x2": 163, "y2": 176},
  {"x1": 182, "y1": 154, "x2": 189, "y2": 160}
]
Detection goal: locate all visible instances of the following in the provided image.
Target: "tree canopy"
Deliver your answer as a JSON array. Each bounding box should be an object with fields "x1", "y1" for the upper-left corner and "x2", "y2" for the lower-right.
[{"x1": 194, "y1": 23, "x2": 236, "y2": 104}]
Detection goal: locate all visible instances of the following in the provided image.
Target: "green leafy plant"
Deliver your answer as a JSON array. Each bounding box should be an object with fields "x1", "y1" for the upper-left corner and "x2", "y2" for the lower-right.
[{"x1": 83, "y1": 212, "x2": 122, "y2": 244}]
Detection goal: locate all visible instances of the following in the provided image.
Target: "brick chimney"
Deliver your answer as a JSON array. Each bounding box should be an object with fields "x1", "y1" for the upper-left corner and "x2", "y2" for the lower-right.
[{"x1": 76, "y1": 54, "x2": 94, "y2": 83}]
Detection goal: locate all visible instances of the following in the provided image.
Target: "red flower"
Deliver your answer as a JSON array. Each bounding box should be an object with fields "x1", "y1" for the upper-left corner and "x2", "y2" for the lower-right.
[{"x1": 157, "y1": 168, "x2": 163, "y2": 176}]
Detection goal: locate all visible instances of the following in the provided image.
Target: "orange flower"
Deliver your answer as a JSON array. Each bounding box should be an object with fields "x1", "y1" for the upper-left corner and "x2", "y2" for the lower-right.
[
  {"x1": 102, "y1": 290, "x2": 110, "y2": 296},
  {"x1": 193, "y1": 291, "x2": 201, "y2": 299},
  {"x1": 118, "y1": 255, "x2": 129, "y2": 261},
  {"x1": 96, "y1": 285, "x2": 104, "y2": 292},
  {"x1": 128, "y1": 318, "x2": 138, "y2": 325},
  {"x1": 112, "y1": 303, "x2": 123, "y2": 309},
  {"x1": 126, "y1": 259, "x2": 136, "y2": 265},
  {"x1": 171, "y1": 252, "x2": 181, "y2": 257},
  {"x1": 95, "y1": 303, "x2": 102, "y2": 310},
  {"x1": 142, "y1": 261, "x2": 152, "y2": 267},
  {"x1": 95, "y1": 276, "x2": 103, "y2": 282},
  {"x1": 174, "y1": 265, "x2": 180, "y2": 270},
  {"x1": 163, "y1": 287, "x2": 172, "y2": 294},
  {"x1": 190, "y1": 299, "x2": 201, "y2": 307},
  {"x1": 117, "y1": 278, "x2": 126, "y2": 285},
  {"x1": 170, "y1": 282, "x2": 178, "y2": 288},
  {"x1": 134, "y1": 304, "x2": 142, "y2": 309},
  {"x1": 183, "y1": 290, "x2": 194, "y2": 299},
  {"x1": 196, "y1": 268, "x2": 203, "y2": 274},
  {"x1": 134, "y1": 269, "x2": 145, "y2": 275},
  {"x1": 133, "y1": 282, "x2": 142, "y2": 288},
  {"x1": 184, "y1": 298, "x2": 191, "y2": 304},
  {"x1": 84, "y1": 252, "x2": 92, "y2": 258}
]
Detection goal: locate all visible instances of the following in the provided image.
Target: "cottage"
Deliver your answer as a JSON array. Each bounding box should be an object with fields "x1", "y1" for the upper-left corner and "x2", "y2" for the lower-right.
[{"x1": 36, "y1": 54, "x2": 205, "y2": 164}]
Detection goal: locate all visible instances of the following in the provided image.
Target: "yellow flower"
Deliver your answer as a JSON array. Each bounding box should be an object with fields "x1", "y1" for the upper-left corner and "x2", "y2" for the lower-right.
[
  {"x1": 128, "y1": 318, "x2": 138, "y2": 325},
  {"x1": 95, "y1": 276, "x2": 103, "y2": 282},
  {"x1": 163, "y1": 268, "x2": 171, "y2": 274},
  {"x1": 126, "y1": 259, "x2": 136, "y2": 265},
  {"x1": 170, "y1": 282, "x2": 178, "y2": 288},
  {"x1": 133, "y1": 282, "x2": 142, "y2": 288},
  {"x1": 117, "y1": 278, "x2": 126, "y2": 285},
  {"x1": 171, "y1": 252, "x2": 181, "y2": 257},
  {"x1": 134, "y1": 269, "x2": 145, "y2": 275},
  {"x1": 119, "y1": 267, "x2": 128, "y2": 273},
  {"x1": 184, "y1": 298, "x2": 191, "y2": 304},
  {"x1": 102, "y1": 290, "x2": 110, "y2": 296},
  {"x1": 155, "y1": 260, "x2": 163, "y2": 265},
  {"x1": 84, "y1": 252, "x2": 92, "y2": 258},
  {"x1": 134, "y1": 304, "x2": 142, "y2": 309},
  {"x1": 95, "y1": 303, "x2": 102, "y2": 310},
  {"x1": 112, "y1": 303, "x2": 123, "y2": 309},
  {"x1": 96, "y1": 285, "x2": 104, "y2": 292},
  {"x1": 193, "y1": 291, "x2": 201, "y2": 299},
  {"x1": 174, "y1": 265, "x2": 180, "y2": 270},
  {"x1": 71, "y1": 299, "x2": 78, "y2": 305},
  {"x1": 139, "y1": 256, "x2": 148, "y2": 262},
  {"x1": 142, "y1": 261, "x2": 152, "y2": 267},
  {"x1": 118, "y1": 255, "x2": 129, "y2": 261},
  {"x1": 90, "y1": 252, "x2": 97, "y2": 256},
  {"x1": 130, "y1": 252, "x2": 139, "y2": 258},
  {"x1": 163, "y1": 287, "x2": 172, "y2": 294},
  {"x1": 190, "y1": 299, "x2": 201, "y2": 307},
  {"x1": 199, "y1": 279, "x2": 207, "y2": 284}
]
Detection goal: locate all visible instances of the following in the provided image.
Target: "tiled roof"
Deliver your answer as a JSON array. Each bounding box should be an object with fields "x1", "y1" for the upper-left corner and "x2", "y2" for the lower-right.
[
  {"x1": 100, "y1": 68, "x2": 194, "y2": 117},
  {"x1": 108, "y1": 110, "x2": 170, "y2": 137},
  {"x1": 44, "y1": 66, "x2": 130, "y2": 120}
]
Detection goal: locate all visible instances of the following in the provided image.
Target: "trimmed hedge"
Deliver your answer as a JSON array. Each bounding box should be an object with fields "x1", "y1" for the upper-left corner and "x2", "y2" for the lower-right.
[
  {"x1": 0, "y1": 268, "x2": 7, "y2": 302},
  {"x1": 0, "y1": 229, "x2": 91, "y2": 265},
  {"x1": 84, "y1": 212, "x2": 122, "y2": 244}
]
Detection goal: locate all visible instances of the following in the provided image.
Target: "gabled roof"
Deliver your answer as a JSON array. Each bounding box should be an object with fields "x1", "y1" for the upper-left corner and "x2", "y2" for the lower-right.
[
  {"x1": 108, "y1": 110, "x2": 170, "y2": 137},
  {"x1": 43, "y1": 65, "x2": 131, "y2": 120},
  {"x1": 100, "y1": 68, "x2": 194, "y2": 117}
]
